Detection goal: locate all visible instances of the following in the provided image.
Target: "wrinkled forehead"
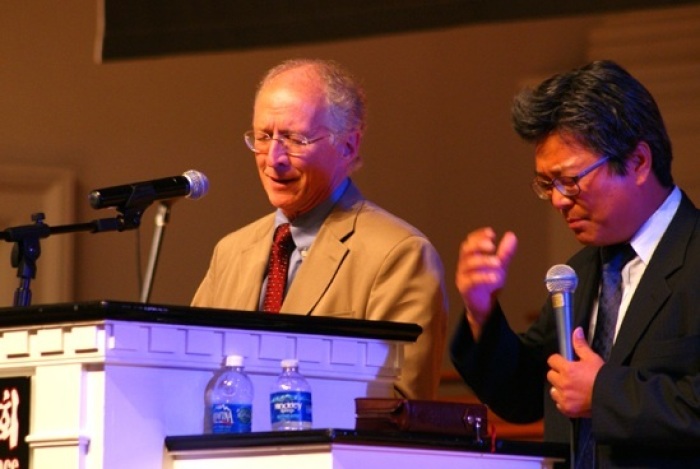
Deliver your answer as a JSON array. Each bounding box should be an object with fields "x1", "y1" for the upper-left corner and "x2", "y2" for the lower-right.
[
  {"x1": 534, "y1": 132, "x2": 597, "y2": 175},
  {"x1": 253, "y1": 70, "x2": 330, "y2": 129},
  {"x1": 257, "y1": 66, "x2": 328, "y2": 107}
]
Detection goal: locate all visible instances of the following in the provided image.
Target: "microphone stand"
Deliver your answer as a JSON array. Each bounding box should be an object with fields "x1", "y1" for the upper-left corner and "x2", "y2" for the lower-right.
[
  {"x1": 139, "y1": 201, "x2": 171, "y2": 303},
  {"x1": 1, "y1": 206, "x2": 147, "y2": 307}
]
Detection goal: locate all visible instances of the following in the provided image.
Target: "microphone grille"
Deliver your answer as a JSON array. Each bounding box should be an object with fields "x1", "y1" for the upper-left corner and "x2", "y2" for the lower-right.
[
  {"x1": 183, "y1": 170, "x2": 209, "y2": 200},
  {"x1": 545, "y1": 264, "x2": 578, "y2": 293}
]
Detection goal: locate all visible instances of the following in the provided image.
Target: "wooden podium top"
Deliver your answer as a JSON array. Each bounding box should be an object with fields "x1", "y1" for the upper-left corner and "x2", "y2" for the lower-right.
[
  {"x1": 165, "y1": 429, "x2": 569, "y2": 466},
  {"x1": 0, "y1": 300, "x2": 422, "y2": 342},
  {"x1": 166, "y1": 428, "x2": 492, "y2": 452}
]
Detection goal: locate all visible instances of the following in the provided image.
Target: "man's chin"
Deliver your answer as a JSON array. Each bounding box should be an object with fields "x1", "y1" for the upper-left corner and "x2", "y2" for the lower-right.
[
  {"x1": 571, "y1": 229, "x2": 593, "y2": 245},
  {"x1": 574, "y1": 233, "x2": 606, "y2": 247},
  {"x1": 268, "y1": 195, "x2": 295, "y2": 212}
]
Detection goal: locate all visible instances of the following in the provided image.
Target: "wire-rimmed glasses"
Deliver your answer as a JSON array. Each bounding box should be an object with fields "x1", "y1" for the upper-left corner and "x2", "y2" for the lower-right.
[
  {"x1": 244, "y1": 130, "x2": 333, "y2": 157},
  {"x1": 532, "y1": 156, "x2": 610, "y2": 200}
]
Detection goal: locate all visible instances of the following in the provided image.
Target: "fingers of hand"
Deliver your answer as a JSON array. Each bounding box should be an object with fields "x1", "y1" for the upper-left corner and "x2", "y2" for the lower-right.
[
  {"x1": 457, "y1": 236, "x2": 504, "y2": 286},
  {"x1": 459, "y1": 231, "x2": 497, "y2": 259},
  {"x1": 459, "y1": 230, "x2": 517, "y2": 273},
  {"x1": 458, "y1": 235, "x2": 503, "y2": 275},
  {"x1": 456, "y1": 261, "x2": 505, "y2": 294},
  {"x1": 496, "y1": 231, "x2": 519, "y2": 267},
  {"x1": 549, "y1": 386, "x2": 563, "y2": 410}
]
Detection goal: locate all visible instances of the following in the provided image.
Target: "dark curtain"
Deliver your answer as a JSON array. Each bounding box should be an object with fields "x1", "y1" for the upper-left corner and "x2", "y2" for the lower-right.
[{"x1": 98, "y1": 0, "x2": 698, "y2": 61}]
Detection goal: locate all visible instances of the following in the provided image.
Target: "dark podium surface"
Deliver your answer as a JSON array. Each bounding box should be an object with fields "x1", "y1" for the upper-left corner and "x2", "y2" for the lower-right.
[
  {"x1": 0, "y1": 300, "x2": 422, "y2": 342},
  {"x1": 165, "y1": 429, "x2": 569, "y2": 460}
]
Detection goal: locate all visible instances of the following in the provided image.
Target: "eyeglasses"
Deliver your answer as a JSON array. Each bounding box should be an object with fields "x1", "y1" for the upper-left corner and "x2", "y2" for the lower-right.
[
  {"x1": 532, "y1": 156, "x2": 610, "y2": 200},
  {"x1": 244, "y1": 130, "x2": 333, "y2": 156}
]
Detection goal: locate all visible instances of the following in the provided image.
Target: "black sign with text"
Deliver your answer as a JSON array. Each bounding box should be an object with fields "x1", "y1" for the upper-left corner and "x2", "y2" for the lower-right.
[{"x1": 0, "y1": 377, "x2": 30, "y2": 468}]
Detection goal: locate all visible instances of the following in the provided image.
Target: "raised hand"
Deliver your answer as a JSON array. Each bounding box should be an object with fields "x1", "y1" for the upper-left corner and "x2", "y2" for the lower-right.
[{"x1": 456, "y1": 227, "x2": 518, "y2": 338}]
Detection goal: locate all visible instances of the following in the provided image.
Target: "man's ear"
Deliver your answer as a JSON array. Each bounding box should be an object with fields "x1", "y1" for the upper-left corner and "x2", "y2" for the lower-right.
[
  {"x1": 630, "y1": 140, "x2": 653, "y2": 184},
  {"x1": 342, "y1": 131, "x2": 361, "y2": 159}
]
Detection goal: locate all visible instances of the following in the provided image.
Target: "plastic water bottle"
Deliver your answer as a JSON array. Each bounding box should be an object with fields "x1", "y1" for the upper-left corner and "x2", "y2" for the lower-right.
[
  {"x1": 270, "y1": 358, "x2": 312, "y2": 431},
  {"x1": 208, "y1": 355, "x2": 253, "y2": 433}
]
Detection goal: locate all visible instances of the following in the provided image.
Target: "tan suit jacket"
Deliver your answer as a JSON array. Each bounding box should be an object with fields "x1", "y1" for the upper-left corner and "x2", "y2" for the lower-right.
[{"x1": 192, "y1": 182, "x2": 448, "y2": 399}]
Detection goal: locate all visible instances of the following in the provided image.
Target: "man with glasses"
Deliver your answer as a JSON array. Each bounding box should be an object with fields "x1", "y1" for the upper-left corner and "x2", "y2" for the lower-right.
[
  {"x1": 451, "y1": 60, "x2": 700, "y2": 468},
  {"x1": 193, "y1": 58, "x2": 448, "y2": 400}
]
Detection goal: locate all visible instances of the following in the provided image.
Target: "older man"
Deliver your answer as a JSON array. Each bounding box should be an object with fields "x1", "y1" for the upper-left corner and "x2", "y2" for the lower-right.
[{"x1": 193, "y1": 59, "x2": 448, "y2": 399}]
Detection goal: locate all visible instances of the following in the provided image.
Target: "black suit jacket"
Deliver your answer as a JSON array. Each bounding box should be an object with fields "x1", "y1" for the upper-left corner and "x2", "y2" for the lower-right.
[{"x1": 451, "y1": 192, "x2": 700, "y2": 468}]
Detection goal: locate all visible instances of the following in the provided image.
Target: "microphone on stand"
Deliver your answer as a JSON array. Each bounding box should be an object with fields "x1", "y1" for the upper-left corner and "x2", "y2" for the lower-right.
[
  {"x1": 87, "y1": 169, "x2": 209, "y2": 300},
  {"x1": 88, "y1": 169, "x2": 209, "y2": 210},
  {"x1": 545, "y1": 264, "x2": 578, "y2": 361}
]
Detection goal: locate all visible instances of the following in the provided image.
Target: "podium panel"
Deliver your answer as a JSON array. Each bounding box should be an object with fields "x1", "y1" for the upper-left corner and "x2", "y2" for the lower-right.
[{"x1": 0, "y1": 301, "x2": 419, "y2": 469}]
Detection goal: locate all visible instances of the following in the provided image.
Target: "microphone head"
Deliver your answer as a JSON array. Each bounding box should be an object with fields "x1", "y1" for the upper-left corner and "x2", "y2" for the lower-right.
[
  {"x1": 545, "y1": 264, "x2": 578, "y2": 293},
  {"x1": 183, "y1": 170, "x2": 209, "y2": 200}
]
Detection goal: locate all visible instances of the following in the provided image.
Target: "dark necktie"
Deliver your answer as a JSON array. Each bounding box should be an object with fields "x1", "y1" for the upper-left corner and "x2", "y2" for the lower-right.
[
  {"x1": 262, "y1": 223, "x2": 295, "y2": 313},
  {"x1": 591, "y1": 243, "x2": 637, "y2": 361},
  {"x1": 576, "y1": 243, "x2": 636, "y2": 469}
]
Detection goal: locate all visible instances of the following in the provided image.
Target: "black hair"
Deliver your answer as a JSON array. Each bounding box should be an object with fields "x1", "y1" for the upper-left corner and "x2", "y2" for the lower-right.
[{"x1": 512, "y1": 60, "x2": 673, "y2": 187}]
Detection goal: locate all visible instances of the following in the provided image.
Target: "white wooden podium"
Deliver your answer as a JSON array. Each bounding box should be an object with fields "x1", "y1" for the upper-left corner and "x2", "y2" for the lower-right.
[{"x1": 0, "y1": 301, "x2": 419, "y2": 469}]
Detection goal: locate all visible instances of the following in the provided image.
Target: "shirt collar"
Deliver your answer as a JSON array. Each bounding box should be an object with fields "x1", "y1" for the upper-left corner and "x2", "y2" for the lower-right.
[
  {"x1": 629, "y1": 186, "x2": 681, "y2": 265},
  {"x1": 273, "y1": 178, "x2": 351, "y2": 249}
]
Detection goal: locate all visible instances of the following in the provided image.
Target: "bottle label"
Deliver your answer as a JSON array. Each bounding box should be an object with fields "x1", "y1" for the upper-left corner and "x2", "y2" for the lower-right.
[
  {"x1": 211, "y1": 403, "x2": 252, "y2": 433},
  {"x1": 270, "y1": 391, "x2": 312, "y2": 425}
]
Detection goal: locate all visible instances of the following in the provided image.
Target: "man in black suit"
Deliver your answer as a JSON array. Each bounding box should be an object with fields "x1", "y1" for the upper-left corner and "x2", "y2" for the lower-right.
[{"x1": 450, "y1": 60, "x2": 700, "y2": 468}]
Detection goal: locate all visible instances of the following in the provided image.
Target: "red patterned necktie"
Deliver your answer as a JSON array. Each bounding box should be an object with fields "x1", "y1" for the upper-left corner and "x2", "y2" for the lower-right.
[{"x1": 262, "y1": 223, "x2": 295, "y2": 313}]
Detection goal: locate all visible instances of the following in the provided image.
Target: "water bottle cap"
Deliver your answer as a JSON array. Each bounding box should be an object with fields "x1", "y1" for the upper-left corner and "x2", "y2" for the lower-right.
[
  {"x1": 226, "y1": 355, "x2": 244, "y2": 367},
  {"x1": 281, "y1": 358, "x2": 299, "y2": 368}
]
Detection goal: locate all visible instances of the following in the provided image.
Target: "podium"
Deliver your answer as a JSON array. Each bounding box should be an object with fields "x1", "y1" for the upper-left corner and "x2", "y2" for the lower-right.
[
  {"x1": 164, "y1": 430, "x2": 567, "y2": 469},
  {"x1": 0, "y1": 301, "x2": 419, "y2": 469}
]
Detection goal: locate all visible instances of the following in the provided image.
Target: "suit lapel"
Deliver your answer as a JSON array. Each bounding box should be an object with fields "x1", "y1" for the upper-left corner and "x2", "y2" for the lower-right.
[
  {"x1": 573, "y1": 249, "x2": 602, "y2": 331},
  {"x1": 280, "y1": 183, "x2": 362, "y2": 314},
  {"x1": 239, "y1": 215, "x2": 276, "y2": 310},
  {"x1": 610, "y1": 194, "x2": 698, "y2": 364}
]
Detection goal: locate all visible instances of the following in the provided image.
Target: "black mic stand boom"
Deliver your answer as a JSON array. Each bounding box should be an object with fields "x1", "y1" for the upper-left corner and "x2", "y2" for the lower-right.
[{"x1": 0, "y1": 206, "x2": 147, "y2": 307}]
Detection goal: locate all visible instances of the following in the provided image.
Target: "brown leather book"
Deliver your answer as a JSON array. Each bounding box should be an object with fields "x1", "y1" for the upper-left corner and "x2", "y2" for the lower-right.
[{"x1": 355, "y1": 398, "x2": 489, "y2": 443}]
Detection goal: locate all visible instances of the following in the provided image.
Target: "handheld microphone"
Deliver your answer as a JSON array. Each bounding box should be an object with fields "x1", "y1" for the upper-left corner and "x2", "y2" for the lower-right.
[
  {"x1": 88, "y1": 169, "x2": 209, "y2": 209},
  {"x1": 545, "y1": 264, "x2": 578, "y2": 361}
]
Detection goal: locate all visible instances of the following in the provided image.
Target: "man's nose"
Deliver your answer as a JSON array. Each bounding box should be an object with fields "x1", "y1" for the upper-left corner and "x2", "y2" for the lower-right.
[
  {"x1": 550, "y1": 188, "x2": 574, "y2": 210},
  {"x1": 266, "y1": 137, "x2": 289, "y2": 166}
]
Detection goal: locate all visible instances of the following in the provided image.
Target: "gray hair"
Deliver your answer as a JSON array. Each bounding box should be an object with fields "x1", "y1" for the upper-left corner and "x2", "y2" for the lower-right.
[{"x1": 257, "y1": 58, "x2": 367, "y2": 135}]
